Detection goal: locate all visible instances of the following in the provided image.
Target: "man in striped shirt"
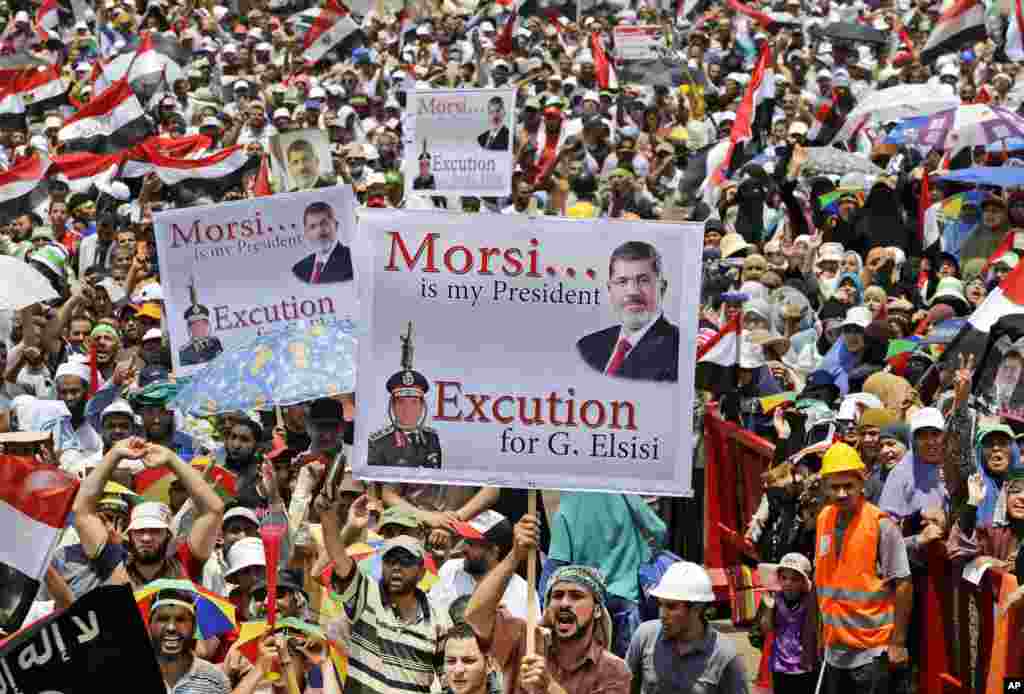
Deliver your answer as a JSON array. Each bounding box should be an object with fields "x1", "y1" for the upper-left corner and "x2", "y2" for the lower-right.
[{"x1": 319, "y1": 492, "x2": 451, "y2": 694}]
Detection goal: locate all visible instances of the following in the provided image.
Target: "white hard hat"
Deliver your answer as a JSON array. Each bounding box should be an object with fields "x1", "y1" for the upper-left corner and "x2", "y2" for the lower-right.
[{"x1": 648, "y1": 561, "x2": 716, "y2": 602}]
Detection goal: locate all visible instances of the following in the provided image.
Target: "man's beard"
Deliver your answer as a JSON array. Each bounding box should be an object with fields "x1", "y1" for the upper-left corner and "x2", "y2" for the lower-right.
[
  {"x1": 66, "y1": 398, "x2": 87, "y2": 424},
  {"x1": 614, "y1": 296, "x2": 657, "y2": 332},
  {"x1": 464, "y1": 556, "x2": 489, "y2": 577},
  {"x1": 306, "y1": 236, "x2": 334, "y2": 256},
  {"x1": 226, "y1": 447, "x2": 255, "y2": 469},
  {"x1": 130, "y1": 535, "x2": 170, "y2": 566},
  {"x1": 552, "y1": 609, "x2": 590, "y2": 642}
]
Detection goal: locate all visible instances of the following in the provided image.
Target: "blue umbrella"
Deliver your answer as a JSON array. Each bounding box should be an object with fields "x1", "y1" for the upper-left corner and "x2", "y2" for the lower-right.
[
  {"x1": 938, "y1": 167, "x2": 1024, "y2": 188},
  {"x1": 172, "y1": 321, "x2": 358, "y2": 416}
]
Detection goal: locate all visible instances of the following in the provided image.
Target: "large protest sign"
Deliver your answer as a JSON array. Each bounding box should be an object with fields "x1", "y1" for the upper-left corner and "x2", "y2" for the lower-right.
[
  {"x1": 613, "y1": 25, "x2": 665, "y2": 61},
  {"x1": 352, "y1": 211, "x2": 703, "y2": 496},
  {"x1": 0, "y1": 585, "x2": 165, "y2": 693},
  {"x1": 403, "y1": 88, "x2": 515, "y2": 199},
  {"x1": 154, "y1": 187, "x2": 358, "y2": 376}
]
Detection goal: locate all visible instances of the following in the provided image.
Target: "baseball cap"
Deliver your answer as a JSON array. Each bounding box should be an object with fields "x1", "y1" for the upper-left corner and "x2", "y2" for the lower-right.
[
  {"x1": 379, "y1": 506, "x2": 420, "y2": 530},
  {"x1": 910, "y1": 407, "x2": 945, "y2": 435},
  {"x1": 381, "y1": 535, "x2": 425, "y2": 561},
  {"x1": 452, "y1": 509, "x2": 512, "y2": 547},
  {"x1": 223, "y1": 506, "x2": 260, "y2": 528},
  {"x1": 127, "y1": 501, "x2": 172, "y2": 531},
  {"x1": 142, "y1": 328, "x2": 162, "y2": 342}
]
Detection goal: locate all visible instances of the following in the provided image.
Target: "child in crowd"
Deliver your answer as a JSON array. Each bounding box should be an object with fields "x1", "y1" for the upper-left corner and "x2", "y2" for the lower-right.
[{"x1": 758, "y1": 552, "x2": 820, "y2": 694}]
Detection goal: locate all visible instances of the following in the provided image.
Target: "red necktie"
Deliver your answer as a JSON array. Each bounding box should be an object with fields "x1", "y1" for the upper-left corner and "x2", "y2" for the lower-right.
[
  {"x1": 311, "y1": 259, "x2": 323, "y2": 284},
  {"x1": 605, "y1": 338, "x2": 632, "y2": 376}
]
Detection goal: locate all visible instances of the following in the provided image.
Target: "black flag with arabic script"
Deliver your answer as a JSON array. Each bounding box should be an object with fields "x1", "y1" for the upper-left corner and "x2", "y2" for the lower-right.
[{"x1": 0, "y1": 585, "x2": 165, "y2": 694}]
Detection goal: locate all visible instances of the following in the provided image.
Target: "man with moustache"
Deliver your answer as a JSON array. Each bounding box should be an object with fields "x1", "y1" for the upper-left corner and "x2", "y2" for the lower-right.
[
  {"x1": 291, "y1": 201, "x2": 354, "y2": 285},
  {"x1": 627, "y1": 561, "x2": 750, "y2": 694},
  {"x1": 576, "y1": 241, "x2": 679, "y2": 382},
  {"x1": 73, "y1": 437, "x2": 225, "y2": 590},
  {"x1": 465, "y1": 514, "x2": 631, "y2": 694},
  {"x1": 316, "y1": 492, "x2": 451, "y2": 694},
  {"x1": 430, "y1": 510, "x2": 538, "y2": 620},
  {"x1": 816, "y1": 443, "x2": 912, "y2": 694},
  {"x1": 147, "y1": 589, "x2": 230, "y2": 694},
  {"x1": 286, "y1": 139, "x2": 334, "y2": 191}
]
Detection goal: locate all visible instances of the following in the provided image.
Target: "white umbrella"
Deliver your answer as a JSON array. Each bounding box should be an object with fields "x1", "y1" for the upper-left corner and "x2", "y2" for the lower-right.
[
  {"x1": 831, "y1": 84, "x2": 960, "y2": 144},
  {"x1": 0, "y1": 257, "x2": 58, "y2": 310},
  {"x1": 802, "y1": 148, "x2": 885, "y2": 176}
]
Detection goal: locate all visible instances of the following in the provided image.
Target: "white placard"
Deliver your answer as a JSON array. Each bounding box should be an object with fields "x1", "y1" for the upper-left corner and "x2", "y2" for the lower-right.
[
  {"x1": 153, "y1": 187, "x2": 359, "y2": 376},
  {"x1": 351, "y1": 210, "x2": 703, "y2": 496},
  {"x1": 614, "y1": 25, "x2": 665, "y2": 62},
  {"x1": 403, "y1": 88, "x2": 516, "y2": 199}
]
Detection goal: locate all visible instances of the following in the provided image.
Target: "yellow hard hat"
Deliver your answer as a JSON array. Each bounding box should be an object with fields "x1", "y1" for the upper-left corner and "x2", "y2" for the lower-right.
[{"x1": 820, "y1": 442, "x2": 866, "y2": 477}]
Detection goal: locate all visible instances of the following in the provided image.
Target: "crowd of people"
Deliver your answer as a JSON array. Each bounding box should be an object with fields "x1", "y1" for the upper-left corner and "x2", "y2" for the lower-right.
[{"x1": 2, "y1": 0, "x2": 1024, "y2": 691}]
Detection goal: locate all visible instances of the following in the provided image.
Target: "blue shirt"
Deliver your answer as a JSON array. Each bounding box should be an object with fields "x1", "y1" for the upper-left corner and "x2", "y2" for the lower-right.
[{"x1": 878, "y1": 453, "x2": 948, "y2": 520}]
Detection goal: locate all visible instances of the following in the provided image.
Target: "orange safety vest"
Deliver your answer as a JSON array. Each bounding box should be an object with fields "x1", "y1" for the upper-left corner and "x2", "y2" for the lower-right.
[{"x1": 815, "y1": 501, "x2": 895, "y2": 651}]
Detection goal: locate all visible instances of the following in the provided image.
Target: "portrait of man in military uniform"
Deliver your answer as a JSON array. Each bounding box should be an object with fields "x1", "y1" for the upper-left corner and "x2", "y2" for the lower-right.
[
  {"x1": 368, "y1": 322, "x2": 442, "y2": 469},
  {"x1": 179, "y1": 279, "x2": 224, "y2": 367}
]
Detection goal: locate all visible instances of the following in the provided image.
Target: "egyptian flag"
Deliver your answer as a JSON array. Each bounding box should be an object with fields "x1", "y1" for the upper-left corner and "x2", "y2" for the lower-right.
[
  {"x1": 58, "y1": 78, "x2": 149, "y2": 154},
  {"x1": 696, "y1": 315, "x2": 741, "y2": 392},
  {"x1": 0, "y1": 65, "x2": 66, "y2": 128},
  {"x1": 726, "y1": 0, "x2": 775, "y2": 29},
  {"x1": 941, "y1": 259, "x2": 1024, "y2": 383},
  {"x1": 303, "y1": 0, "x2": 358, "y2": 65},
  {"x1": 251, "y1": 153, "x2": 273, "y2": 197},
  {"x1": 50, "y1": 151, "x2": 125, "y2": 193},
  {"x1": 704, "y1": 44, "x2": 774, "y2": 198},
  {"x1": 122, "y1": 143, "x2": 255, "y2": 196},
  {"x1": 0, "y1": 154, "x2": 50, "y2": 221},
  {"x1": 495, "y1": 4, "x2": 518, "y2": 55},
  {"x1": 35, "y1": 0, "x2": 60, "y2": 33},
  {"x1": 920, "y1": 0, "x2": 986, "y2": 64},
  {"x1": 0, "y1": 453, "x2": 79, "y2": 634},
  {"x1": 590, "y1": 32, "x2": 617, "y2": 90},
  {"x1": 143, "y1": 133, "x2": 213, "y2": 159}
]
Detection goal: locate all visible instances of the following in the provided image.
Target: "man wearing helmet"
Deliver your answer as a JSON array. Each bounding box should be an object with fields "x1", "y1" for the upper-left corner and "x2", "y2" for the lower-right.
[
  {"x1": 627, "y1": 561, "x2": 750, "y2": 693},
  {"x1": 815, "y1": 443, "x2": 912, "y2": 694}
]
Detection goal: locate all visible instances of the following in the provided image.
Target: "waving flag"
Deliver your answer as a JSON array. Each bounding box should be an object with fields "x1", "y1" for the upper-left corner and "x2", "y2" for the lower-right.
[
  {"x1": 0, "y1": 453, "x2": 79, "y2": 634},
  {"x1": 58, "y1": 78, "x2": 149, "y2": 153},
  {"x1": 121, "y1": 142, "x2": 256, "y2": 196},
  {"x1": 590, "y1": 32, "x2": 617, "y2": 90},
  {"x1": 35, "y1": 0, "x2": 60, "y2": 33},
  {"x1": 0, "y1": 65, "x2": 67, "y2": 128},
  {"x1": 303, "y1": 0, "x2": 359, "y2": 64},
  {"x1": 941, "y1": 258, "x2": 1024, "y2": 374},
  {"x1": 0, "y1": 154, "x2": 50, "y2": 221},
  {"x1": 704, "y1": 44, "x2": 774, "y2": 196}
]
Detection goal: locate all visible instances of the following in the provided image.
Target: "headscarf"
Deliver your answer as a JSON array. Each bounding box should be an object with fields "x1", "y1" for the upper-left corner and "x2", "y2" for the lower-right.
[
  {"x1": 862, "y1": 373, "x2": 916, "y2": 415},
  {"x1": 837, "y1": 271, "x2": 864, "y2": 304},
  {"x1": 975, "y1": 425, "x2": 1023, "y2": 527}
]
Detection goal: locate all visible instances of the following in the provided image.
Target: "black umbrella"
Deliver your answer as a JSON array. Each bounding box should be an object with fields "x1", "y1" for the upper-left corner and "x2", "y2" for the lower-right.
[{"x1": 815, "y1": 21, "x2": 888, "y2": 46}]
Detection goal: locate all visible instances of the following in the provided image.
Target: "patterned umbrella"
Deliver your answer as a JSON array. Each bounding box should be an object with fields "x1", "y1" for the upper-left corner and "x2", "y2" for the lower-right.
[
  {"x1": 904, "y1": 105, "x2": 1024, "y2": 153},
  {"x1": 236, "y1": 617, "x2": 348, "y2": 685},
  {"x1": 172, "y1": 322, "x2": 357, "y2": 416},
  {"x1": 135, "y1": 578, "x2": 237, "y2": 639}
]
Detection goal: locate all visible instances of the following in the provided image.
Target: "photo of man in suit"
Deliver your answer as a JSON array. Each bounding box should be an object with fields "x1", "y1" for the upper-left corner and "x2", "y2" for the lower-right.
[
  {"x1": 292, "y1": 201, "x2": 354, "y2": 285},
  {"x1": 286, "y1": 138, "x2": 332, "y2": 191},
  {"x1": 477, "y1": 96, "x2": 510, "y2": 151},
  {"x1": 576, "y1": 240, "x2": 679, "y2": 382}
]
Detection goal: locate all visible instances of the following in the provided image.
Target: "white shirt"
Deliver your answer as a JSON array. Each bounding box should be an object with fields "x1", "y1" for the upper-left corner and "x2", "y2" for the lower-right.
[
  {"x1": 429, "y1": 558, "x2": 539, "y2": 621},
  {"x1": 604, "y1": 311, "x2": 663, "y2": 373}
]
